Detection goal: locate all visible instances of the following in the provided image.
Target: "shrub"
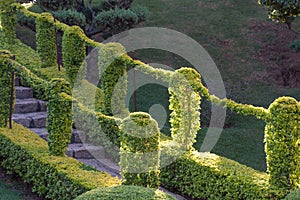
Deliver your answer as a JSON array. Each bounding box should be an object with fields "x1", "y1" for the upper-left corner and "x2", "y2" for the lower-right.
[
  {"x1": 98, "y1": 44, "x2": 128, "y2": 117},
  {"x1": 160, "y1": 150, "x2": 284, "y2": 200},
  {"x1": 284, "y1": 189, "x2": 300, "y2": 200},
  {"x1": 169, "y1": 68, "x2": 201, "y2": 150},
  {"x1": 120, "y1": 112, "x2": 160, "y2": 188},
  {"x1": 94, "y1": 8, "x2": 139, "y2": 37},
  {"x1": 289, "y1": 38, "x2": 300, "y2": 52},
  {"x1": 52, "y1": 9, "x2": 86, "y2": 29},
  {"x1": 131, "y1": 5, "x2": 149, "y2": 22},
  {"x1": 75, "y1": 185, "x2": 176, "y2": 200},
  {"x1": 265, "y1": 97, "x2": 300, "y2": 191},
  {"x1": 0, "y1": 51, "x2": 15, "y2": 127},
  {"x1": 0, "y1": 0, "x2": 17, "y2": 43},
  {"x1": 0, "y1": 123, "x2": 120, "y2": 199},
  {"x1": 62, "y1": 26, "x2": 86, "y2": 87},
  {"x1": 36, "y1": 12, "x2": 57, "y2": 68},
  {"x1": 46, "y1": 78, "x2": 72, "y2": 156}
]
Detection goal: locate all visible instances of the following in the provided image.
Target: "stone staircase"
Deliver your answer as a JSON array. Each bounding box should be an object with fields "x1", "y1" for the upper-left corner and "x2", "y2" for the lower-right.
[
  {"x1": 12, "y1": 81, "x2": 119, "y2": 175},
  {"x1": 12, "y1": 81, "x2": 186, "y2": 200}
]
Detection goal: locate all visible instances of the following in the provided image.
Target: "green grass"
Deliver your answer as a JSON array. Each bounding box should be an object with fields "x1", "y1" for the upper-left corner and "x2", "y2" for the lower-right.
[
  {"x1": 129, "y1": 0, "x2": 300, "y2": 172},
  {"x1": 0, "y1": 180, "x2": 22, "y2": 200}
]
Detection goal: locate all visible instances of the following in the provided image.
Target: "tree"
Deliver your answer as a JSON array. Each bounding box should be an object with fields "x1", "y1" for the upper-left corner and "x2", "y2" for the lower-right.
[
  {"x1": 258, "y1": 0, "x2": 300, "y2": 33},
  {"x1": 26, "y1": 0, "x2": 148, "y2": 38}
]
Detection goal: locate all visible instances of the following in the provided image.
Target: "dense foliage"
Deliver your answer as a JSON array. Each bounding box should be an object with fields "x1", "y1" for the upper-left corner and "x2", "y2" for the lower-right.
[
  {"x1": 34, "y1": 0, "x2": 148, "y2": 38},
  {"x1": 0, "y1": 0, "x2": 17, "y2": 43},
  {"x1": 265, "y1": 97, "x2": 300, "y2": 191},
  {"x1": 0, "y1": 51, "x2": 15, "y2": 127},
  {"x1": 283, "y1": 189, "x2": 300, "y2": 200},
  {"x1": 36, "y1": 13, "x2": 57, "y2": 68},
  {"x1": 0, "y1": 123, "x2": 120, "y2": 199},
  {"x1": 258, "y1": 0, "x2": 300, "y2": 30},
  {"x1": 120, "y1": 112, "x2": 160, "y2": 188},
  {"x1": 75, "y1": 185, "x2": 176, "y2": 200}
]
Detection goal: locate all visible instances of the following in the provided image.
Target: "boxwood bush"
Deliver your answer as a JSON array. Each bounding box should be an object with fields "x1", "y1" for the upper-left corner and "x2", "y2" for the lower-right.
[{"x1": 75, "y1": 185, "x2": 176, "y2": 200}]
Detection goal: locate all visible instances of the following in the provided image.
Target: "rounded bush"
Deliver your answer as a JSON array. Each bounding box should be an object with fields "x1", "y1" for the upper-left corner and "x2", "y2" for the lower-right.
[{"x1": 75, "y1": 185, "x2": 176, "y2": 200}]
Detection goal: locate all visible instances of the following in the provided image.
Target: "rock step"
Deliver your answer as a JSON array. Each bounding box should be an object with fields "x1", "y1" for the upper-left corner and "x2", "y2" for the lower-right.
[
  {"x1": 29, "y1": 128, "x2": 86, "y2": 144},
  {"x1": 67, "y1": 143, "x2": 105, "y2": 159},
  {"x1": 16, "y1": 86, "x2": 33, "y2": 99},
  {"x1": 14, "y1": 98, "x2": 46, "y2": 114},
  {"x1": 13, "y1": 112, "x2": 47, "y2": 128}
]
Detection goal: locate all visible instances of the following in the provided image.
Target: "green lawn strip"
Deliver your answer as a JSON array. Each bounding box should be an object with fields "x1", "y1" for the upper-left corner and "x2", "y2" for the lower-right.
[{"x1": 0, "y1": 180, "x2": 22, "y2": 200}]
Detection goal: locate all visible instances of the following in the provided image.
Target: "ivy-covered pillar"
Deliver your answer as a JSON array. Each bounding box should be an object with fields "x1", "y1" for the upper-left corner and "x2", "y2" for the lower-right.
[
  {"x1": 62, "y1": 26, "x2": 86, "y2": 87},
  {"x1": 119, "y1": 112, "x2": 160, "y2": 188},
  {"x1": 0, "y1": 51, "x2": 15, "y2": 127},
  {"x1": 265, "y1": 97, "x2": 300, "y2": 192},
  {"x1": 169, "y1": 68, "x2": 201, "y2": 151},
  {"x1": 46, "y1": 78, "x2": 72, "y2": 156},
  {"x1": 0, "y1": 0, "x2": 17, "y2": 44},
  {"x1": 36, "y1": 13, "x2": 57, "y2": 68}
]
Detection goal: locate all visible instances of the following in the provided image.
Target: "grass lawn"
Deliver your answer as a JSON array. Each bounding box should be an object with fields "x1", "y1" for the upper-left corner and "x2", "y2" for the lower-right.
[
  {"x1": 0, "y1": 180, "x2": 22, "y2": 200},
  {"x1": 129, "y1": 0, "x2": 300, "y2": 172}
]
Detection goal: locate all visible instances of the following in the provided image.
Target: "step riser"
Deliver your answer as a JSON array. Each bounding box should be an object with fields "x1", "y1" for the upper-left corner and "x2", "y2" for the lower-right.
[
  {"x1": 16, "y1": 87, "x2": 33, "y2": 99},
  {"x1": 14, "y1": 100, "x2": 47, "y2": 114}
]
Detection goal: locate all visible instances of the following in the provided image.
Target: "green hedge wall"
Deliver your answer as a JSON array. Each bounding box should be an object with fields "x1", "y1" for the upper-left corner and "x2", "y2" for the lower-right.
[
  {"x1": 46, "y1": 78, "x2": 72, "y2": 156},
  {"x1": 0, "y1": 51, "x2": 15, "y2": 127},
  {"x1": 0, "y1": 0, "x2": 17, "y2": 43},
  {"x1": 72, "y1": 99, "x2": 122, "y2": 161},
  {"x1": 160, "y1": 150, "x2": 284, "y2": 200},
  {"x1": 75, "y1": 185, "x2": 176, "y2": 200},
  {"x1": 36, "y1": 13, "x2": 57, "y2": 68},
  {"x1": 120, "y1": 112, "x2": 160, "y2": 188},
  {"x1": 62, "y1": 26, "x2": 86, "y2": 87},
  {"x1": 265, "y1": 97, "x2": 300, "y2": 191},
  {"x1": 0, "y1": 123, "x2": 120, "y2": 199}
]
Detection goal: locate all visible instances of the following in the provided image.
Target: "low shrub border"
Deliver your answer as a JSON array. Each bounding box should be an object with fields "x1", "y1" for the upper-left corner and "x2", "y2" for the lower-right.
[
  {"x1": 160, "y1": 150, "x2": 284, "y2": 200},
  {"x1": 75, "y1": 185, "x2": 176, "y2": 200},
  {"x1": 0, "y1": 123, "x2": 120, "y2": 199}
]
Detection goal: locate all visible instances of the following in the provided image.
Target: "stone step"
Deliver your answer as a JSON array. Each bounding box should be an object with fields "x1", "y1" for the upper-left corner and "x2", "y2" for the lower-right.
[
  {"x1": 16, "y1": 86, "x2": 33, "y2": 99},
  {"x1": 29, "y1": 128, "x2": 87, "y2": 144},
  {"x1": 67, "y1": 143, "x2": 105, "y2": 159},
  {"x1": 14, "y1": 98, "x2": 47, "y2": 114},
  {"x1": 13, "y1": 112, "x2": 47, "y2": 128}
]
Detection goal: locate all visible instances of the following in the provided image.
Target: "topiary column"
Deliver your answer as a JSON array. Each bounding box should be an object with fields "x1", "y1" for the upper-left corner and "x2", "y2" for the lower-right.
[
  {"x1": 0, "y1": 0, "x2": 17, "y2": 44},
  {"x1": 169, "y1": 68, "x2": 201, "y2": 151},
  {"x1": 119, "y1": 112, "x2": 160, "y2": 188},
  {"x1": 0, "y1": 51, "x2": 15, "y2": 127},
  {"x1": 98, "y1": 43, "x2": 128, "y2": 117},
  {"x1": 265, "y1": 97, "x2": 300, "y2": 192},
  {"x1": 36, "y1": 13, "x2": 57, "y2": 68},
  {"x1": 46, "y1": 78, "x2": 72, "y2": 156},
  {"x1": 62, "y1": 26, "x2": 86, "y2": 87}
]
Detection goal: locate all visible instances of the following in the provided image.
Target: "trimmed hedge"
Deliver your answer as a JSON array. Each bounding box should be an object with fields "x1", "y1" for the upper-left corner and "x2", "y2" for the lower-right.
[
  {"x1": 36, "y1": 12, "x2": 57, "y2": 68},
  {"x1": 284, "y1": 189, "x2": 300, "y2": 200},
  {"x1": 0, "y1": 50, "x2": 15, "y2": 127},
  {"x1": 160, "y1": 150, "x2": 284, "y2": 200},
  {"x1": 0, "y1": 0, "x2": 17, "y2": 43},
  {"x1": 0, "y1": 123, "x2": 120, "y2": 199},
  {"x1": 46, "y1": 78, "x2": 72, "y2": 156},
  {"x1": 75, "y1": 185, "x2": 176, "y2": 200},
  {"x1": 120, "y1": 112, "x2": 160, "y2": 188},
  {"x1": 169, "y1": 68, "x2": 201, "y2": 151},
  {"x1": 265, "y1": 97, "x2": 300, "y2": 191},
  {"x1": 98, "y1": 44, "x2": 128, "y2": 117},
  {"x1": 62, "y1": 26, "x2": 86, "y2": 87}
]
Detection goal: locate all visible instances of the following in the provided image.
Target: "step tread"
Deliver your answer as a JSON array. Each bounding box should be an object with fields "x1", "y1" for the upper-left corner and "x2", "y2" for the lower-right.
[{"x1": 13, "y1": 112, "x2": 47, "y2": 119}]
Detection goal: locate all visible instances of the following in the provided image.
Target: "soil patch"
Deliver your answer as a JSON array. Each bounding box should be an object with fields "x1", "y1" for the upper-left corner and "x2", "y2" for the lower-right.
[{"x1": 245, "y1": 20, "x2": 300, "y2": 88}]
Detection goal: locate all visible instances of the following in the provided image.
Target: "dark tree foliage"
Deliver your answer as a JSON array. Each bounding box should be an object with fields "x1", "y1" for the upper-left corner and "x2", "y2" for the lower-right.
[
  {"x1": 33, "y1": 0, "x2": 148, "y2": 38},
  {"x1": 258, "y1": 0, "x2": 300, "y2": 32}
]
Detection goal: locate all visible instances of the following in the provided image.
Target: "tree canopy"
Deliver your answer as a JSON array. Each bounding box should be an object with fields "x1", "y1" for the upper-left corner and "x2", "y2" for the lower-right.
[{"x1": 258, "y1": 0, "x2": 300, "y2": 31}]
